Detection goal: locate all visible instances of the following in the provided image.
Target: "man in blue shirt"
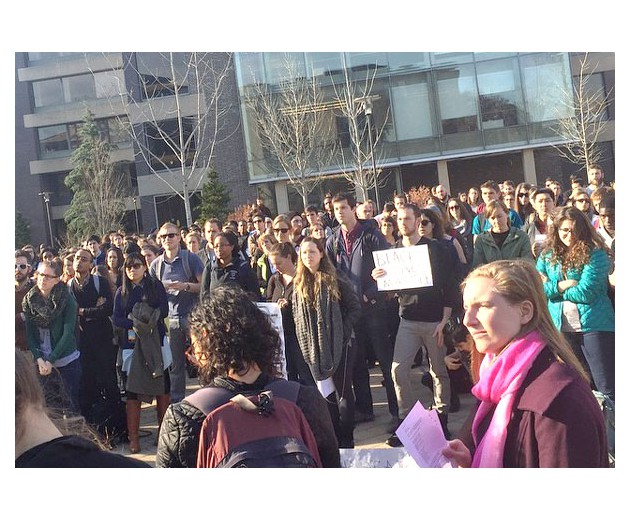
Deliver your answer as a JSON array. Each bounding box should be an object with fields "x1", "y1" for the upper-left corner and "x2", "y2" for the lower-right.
[{"x1": 150, "y1": 222, "x2": 204, "y2": 403}]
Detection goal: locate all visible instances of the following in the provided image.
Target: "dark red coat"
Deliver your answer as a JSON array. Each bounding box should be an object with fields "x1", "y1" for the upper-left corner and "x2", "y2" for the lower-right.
[{"x1": 474, "y1": 348, "x2": 609, "y2": 468}]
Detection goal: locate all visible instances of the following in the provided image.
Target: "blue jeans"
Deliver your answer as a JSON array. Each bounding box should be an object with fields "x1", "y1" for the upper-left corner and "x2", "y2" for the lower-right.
[
  {"x1": 41, "y1": 357, "x2": 82, "y2": 415},
  {"x1": 565, "y1": 331, "x2": 615, "y2": 401},
  {"x1": 167, "y1": 317, "x2": 189, "y2": 403}
]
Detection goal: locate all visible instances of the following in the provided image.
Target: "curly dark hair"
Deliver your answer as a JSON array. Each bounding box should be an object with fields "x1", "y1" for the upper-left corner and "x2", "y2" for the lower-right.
[{"x1": 188, "y1": 285, "x2": 282, "y2": 385}]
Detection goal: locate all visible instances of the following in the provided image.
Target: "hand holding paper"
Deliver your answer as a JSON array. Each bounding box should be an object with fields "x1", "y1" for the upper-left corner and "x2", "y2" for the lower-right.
[{"x1": 394, "y1": 401, "x2": 454, "y2": 468}]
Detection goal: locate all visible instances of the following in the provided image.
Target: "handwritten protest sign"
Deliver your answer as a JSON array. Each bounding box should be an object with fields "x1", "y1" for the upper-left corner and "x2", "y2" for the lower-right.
[
  {"x1": 372, "y1": 244, "x2": 433, "y2": 291},
  {"x1": 255, "y1": 302, "x2": 287, "y2": 378}
]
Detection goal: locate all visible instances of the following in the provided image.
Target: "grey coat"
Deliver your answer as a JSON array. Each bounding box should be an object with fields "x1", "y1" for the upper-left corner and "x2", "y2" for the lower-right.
[{"x1": 126, "y1": 301, "x2": 165, "y2": 401}]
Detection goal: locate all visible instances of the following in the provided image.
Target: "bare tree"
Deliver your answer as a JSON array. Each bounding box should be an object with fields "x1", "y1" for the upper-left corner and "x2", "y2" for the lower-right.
[
  {"x1": 552, "y1": 52, "x2": 614, "y2": 173},
  {"x1": 91, "y1": 52, "x2": 236, "y2": 226},
  {"x1": 244, "y1": 55, "x2": 337, "y2": 210},
  {"x1": 332, "y1": 59, "x2": 389, "y2": 207},
  {"x1": 65, "y1": 110, "x2": 128, "y2": 241}
]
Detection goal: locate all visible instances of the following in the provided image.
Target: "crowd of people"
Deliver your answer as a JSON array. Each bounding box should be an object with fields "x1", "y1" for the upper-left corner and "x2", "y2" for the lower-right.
[{"x1": 15, "y1": 163, "x2": 614, "y2": 467}]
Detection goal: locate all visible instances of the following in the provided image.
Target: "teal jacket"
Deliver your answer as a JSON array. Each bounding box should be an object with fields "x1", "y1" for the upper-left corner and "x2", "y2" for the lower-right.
[
  {"x1": 536, "y1": 248, "x2": 614, "y2": 333},
  {"x1": 472, "y1": 227, "x2": 534, "y2": 268},
  {"x1": 25, "y1": 293, "x2": 79, "y2": 363}
]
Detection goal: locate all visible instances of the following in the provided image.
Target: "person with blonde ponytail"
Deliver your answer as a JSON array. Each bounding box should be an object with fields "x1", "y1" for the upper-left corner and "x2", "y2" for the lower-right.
[
  {"x1": 442, "y1": 259, "x2": 608, "y2": 467},
  {"x1": 292, "y1": 236, "x2": 361, "y2": 448}
]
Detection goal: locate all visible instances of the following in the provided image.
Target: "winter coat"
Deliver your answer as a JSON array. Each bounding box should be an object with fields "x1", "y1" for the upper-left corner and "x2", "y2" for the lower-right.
[
  {"x1": 472, "y1": 227, "x2": 534, "y2": 268},
  {"x1": 472, "y1": 347, "x2": 608, "y2": 467},
  {"x1": 200, "y1": 254, "x2": 260, "y2": 301},
  {"x1": 536, "y1": 248, "x2": 614, "y2": 333},
  {"x1": 156, "y1": 373, "x2": 341, "y2": 468}
]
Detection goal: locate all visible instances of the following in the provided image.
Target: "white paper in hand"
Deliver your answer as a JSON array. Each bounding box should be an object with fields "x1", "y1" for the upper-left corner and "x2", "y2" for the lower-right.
[{"x1": 395, "y1": 401, "x2": 454, "y2": 468}]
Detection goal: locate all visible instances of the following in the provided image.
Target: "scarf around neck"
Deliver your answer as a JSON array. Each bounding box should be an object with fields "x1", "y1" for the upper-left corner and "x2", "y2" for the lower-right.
[
  {"x1": 22, "y1": 281, "x2": 70, "y2": 329},
  {"x1": 470, "y1": 330, "x2": 547, "y2": 468}
]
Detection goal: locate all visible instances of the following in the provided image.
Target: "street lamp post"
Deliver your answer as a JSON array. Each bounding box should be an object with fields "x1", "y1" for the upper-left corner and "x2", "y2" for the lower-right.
[
  {"x1": 38, "y1": 191, "x2": 54, "y2": 246},
  {"x1": 355, "y1": 95, "x2": 381, "y2": 211},
  {"x1": 132, "y1": 196, "x2": 140, "y2": 234}
]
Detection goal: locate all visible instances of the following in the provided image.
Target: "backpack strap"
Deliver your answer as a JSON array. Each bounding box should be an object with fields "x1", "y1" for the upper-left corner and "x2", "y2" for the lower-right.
[
  {"x1": 184, "y1": 378, "x2": 300, "y2": 415},
  {"x1": 157, "y1": 250, "x2": 194, "y2": 282}
]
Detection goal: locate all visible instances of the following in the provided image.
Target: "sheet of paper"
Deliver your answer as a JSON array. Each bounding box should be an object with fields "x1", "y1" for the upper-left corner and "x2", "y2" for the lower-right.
[
  {"x1": 395, "y1": 401, "x2": 454, "y2": 468},
  {"x1": 316, "y1": 377, "x2": 335, "y2": 398}
]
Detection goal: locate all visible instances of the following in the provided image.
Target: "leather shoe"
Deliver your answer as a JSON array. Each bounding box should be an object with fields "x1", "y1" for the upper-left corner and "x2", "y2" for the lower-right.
[
  {"x1": 354, "y1": 411, "x2": 375, "y2": 424},
  {"x1": 385, "y1": 433, "x2": 402, "y2": 447}
]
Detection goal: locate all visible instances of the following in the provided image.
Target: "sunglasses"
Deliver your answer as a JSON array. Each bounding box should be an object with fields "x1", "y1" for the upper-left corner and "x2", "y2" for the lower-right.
[
  {"x1": 15, "y1": 263, "x2": 30, "y2": 270},
  {"x1": 448, "y1": 205, "x2": 459, "y2": 210},
  {"x1": 159, "y1": 232, "x2": 178, "y2": 239},
  {"x1": 125, "y1": 263, "x2": 145, "y2": 270},
  {"x1": 420, "y1": 219, "x2": 431, "y2": 226},
  {"x1": 273, "y1": 228, "x2": 289, "y2": 233},
  {"x1": 518, "y1": 193, "x2": 529, "y2": 198}
]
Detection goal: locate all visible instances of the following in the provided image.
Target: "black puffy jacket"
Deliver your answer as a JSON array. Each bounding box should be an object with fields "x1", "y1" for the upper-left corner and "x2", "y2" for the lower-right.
[{"x1": 155, "y1": 374, "x2": 340, "y2": 468}]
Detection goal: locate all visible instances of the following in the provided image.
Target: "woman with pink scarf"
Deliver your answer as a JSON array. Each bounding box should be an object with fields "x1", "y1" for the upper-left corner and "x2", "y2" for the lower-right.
[{"x1": 442, "y1": 260, "x2": 608, "y2": 468}]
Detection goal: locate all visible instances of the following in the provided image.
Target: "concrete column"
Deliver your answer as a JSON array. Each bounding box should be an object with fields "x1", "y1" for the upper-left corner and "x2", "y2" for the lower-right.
[
  {"x1": 437, "y1": 160, "x2": 450, "y2": 194},
  {"x1": 522, "y1": 149, "x2": 538, "y2": 186},
  {"x1": 274, "y1": 180, "x2": 290, "y2": 214}
]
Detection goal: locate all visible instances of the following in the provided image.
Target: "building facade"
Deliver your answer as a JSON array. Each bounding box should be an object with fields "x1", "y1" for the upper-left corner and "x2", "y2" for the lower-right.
[
  {"x1": 15, "y1": 52, "x2": 614, "y2": 247},
  {"x1": 15, "y1": 52, "x2": 253, "y2": 247},
  {"x1": 234, "y1": 52, "x2": 614, "y2": 213}
]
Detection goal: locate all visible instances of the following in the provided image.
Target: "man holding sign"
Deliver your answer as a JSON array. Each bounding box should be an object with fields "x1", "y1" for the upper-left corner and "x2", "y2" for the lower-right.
[{"x1": 372, "y1": 203, "x2": 459, "y2": 446}]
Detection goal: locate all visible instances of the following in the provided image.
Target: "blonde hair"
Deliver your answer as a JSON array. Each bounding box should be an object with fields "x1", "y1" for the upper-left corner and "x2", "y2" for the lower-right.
[{"x1": 461, "y1": 260, "x2": 589, "y2": 382}]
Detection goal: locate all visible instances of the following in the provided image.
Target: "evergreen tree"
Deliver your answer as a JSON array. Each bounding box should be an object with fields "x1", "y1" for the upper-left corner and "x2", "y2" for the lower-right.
[
  {"x1": 64, "y1": 110, "x2": 127, "y2": 243},
  {"x1": 15, "y1": 211, "x2": 31, "y2": 248},
  {"x1": 197, "y1": 168, "x2": 231, "y2": 224}
]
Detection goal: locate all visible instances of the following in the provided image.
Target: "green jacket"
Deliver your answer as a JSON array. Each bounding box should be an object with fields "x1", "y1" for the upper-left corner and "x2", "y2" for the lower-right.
[
  {"x1": 25, "y1": 293, "x2": 79, "y2": 364},
  {"x1": 536, "y1": 248, "x2": 614, "y2": 333},
  {"x1": 472, "y1": 227, "x2": 534, "y2": 268}
]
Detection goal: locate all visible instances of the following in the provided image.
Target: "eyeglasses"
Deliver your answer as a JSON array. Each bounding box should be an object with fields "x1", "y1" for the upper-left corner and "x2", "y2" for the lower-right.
[
  {"x1": 420, "y1": 219, "x2": 431, "y2": 227},
  {"x1": 15, "y1": 263, "x2": 29, "y2": 270},
  {"x1": 273, "y1": 228, "x2": 289, "y2": 233},
  {"x1": 575, "y1": 198, "x2": 590, "y2": 203},
  {"x1": 37, "y1": 271, "x2": 59, "y2": 280},
  {"x1": 159, "y1": 232, "x2": 178, "y2": 239},
  {"x1": 125, "y1": 263, "x2": 145, "y2": 270},
  {"x1": 558, "y1": 228, "x2": 575, "y2": 234},
  {"x1": 518, "y1": 193, "x2": 529, "y2": 198}
]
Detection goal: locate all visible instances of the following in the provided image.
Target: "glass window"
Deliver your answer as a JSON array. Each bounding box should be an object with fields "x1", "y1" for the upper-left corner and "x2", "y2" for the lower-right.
[
  {"x1": 28, "y1": 52, "x2": 79, "y2": 62},
  {"x1": 94, "y1": 69, "x2": 125, "y2": 98},
  {"x1": 476, "y1": 58, "x2": 525, "y2": 129},
  {"x1": 235, "y1": 52, "x2": 264, "y2": 89},
  {"x1": 580, "y1": 71, "x2": 610, "y2": 121},
  {"x1": 145, "y1": 118, "x2": 195, "y2": 170},
  {"x1": 108, "y1": 117, "x2": 131, "y2": 146},
  {"x1": 344, "y1": 53, "x2": 388, "y2": 76},
  {"x1": 305, "y1": 53, "x2": 344, "y2": 78},
  {"x1": 390, "y1": 72, "x2": 434, "y2": 140},
  {"x1": 32, "y1": 79, "x2": 64, "y2": 108},
  {"x1": 474, "y1": 52, "x2": 518, "y2": 61},
  {"x1": 136, "y1": 52, "x2": 190, "y2": 99},
  {"x1": 436, "y1": 65, "x2": 479, "y2": 134},
  {"x1": 431, "y1": 52, "x2": 474, "y2": 66},
  {"x1": 62, "y1": 74, "x2": 96, "y2": 103},
  {"x1": 387, "y1": 53, "x2": 431, "y2": 72},
  {"x1": 263, "y1": 53, "x2": 306, "y2": 85},
  {"x1": 38, "y1": 125, "x2": 69, "y2": 157},
  {"x1": 521, "y1": 53, "x2": 573, "y2": 123}
]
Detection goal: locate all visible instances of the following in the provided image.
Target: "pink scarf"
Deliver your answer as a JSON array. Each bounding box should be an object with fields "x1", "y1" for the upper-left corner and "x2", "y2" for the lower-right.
[{"x1": 470, "y1": 330, "x2": 547, "y2": 468}]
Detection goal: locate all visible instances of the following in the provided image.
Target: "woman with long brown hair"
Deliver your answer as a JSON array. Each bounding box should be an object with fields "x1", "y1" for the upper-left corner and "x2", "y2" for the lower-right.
[
  {"x1": 536, "y1": 206, "x2": 614, "y2": 402},
  {"x1": 442, "y1": 259, "x2": 608, "y2": 467},
  {"x1": 292, "y1": 236, "x2": 361, "y2": 448}
]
